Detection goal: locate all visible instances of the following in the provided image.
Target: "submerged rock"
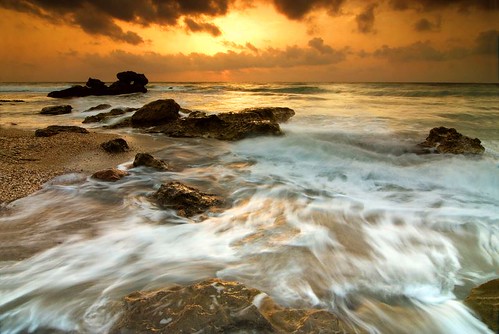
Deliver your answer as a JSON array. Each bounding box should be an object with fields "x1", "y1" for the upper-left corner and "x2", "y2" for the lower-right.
[
  {"x1": 34, "y1": 125, "x2": 89, "y2": 137},
  {"x1": 131, "y1": 99, "x2": 181, "y2": 127},
  {"x1": 465, "y1": 279, "x2": 499, "y2": 333},
  {"x1": 111, "y1": 279, "x2": 360, "y2": 334},
  {"x1": 133, "y1": 153, "x2": 169, "y2": 171},
  {"x1": 153, "y1": 181, "x2": 223, "y2": 217},
  {"x1": 47, "y1": 71, "x2": 148, "y2": 98},
  {"x1": 84, "y1": 103, "x2": 112, "y2": 112},
  {"x1": 83, "y1": 108, "x2": 127, "y2": 123},
  {"x1": 219, "y1": 107, "x2": 295, "y2": 123},
  {"x1": 92, "y1": 168, "x2": 128, "y2": 182},
  {"x1": 101, "y1": 138, "x2": 129, "y2": 153},
  {"x1": 418, "y1": 127, "x2": 485, "y2": 154},
  {"x1": 40, "y1": 105, "x2": 72, "y2": 115}
]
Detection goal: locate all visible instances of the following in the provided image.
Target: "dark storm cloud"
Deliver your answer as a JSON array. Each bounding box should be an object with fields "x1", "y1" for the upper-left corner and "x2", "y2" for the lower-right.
[
  {"x1": 388, "y1": 0, "x2": 498, "y2": 12},
  {"x1": 0, "y1": 0, "x2": 231, "y2": 43},
  {"x1": 184, "y1": 18, "x2": 222, "y2": 36},
  {"x1": 356, "y1": 3, "x2": 377, "y2": 34},
  {"x1": 271, "y1": 0, "x2": 345, "y2": 20},
  {"x1": 413, "y1": 17, "x2": 441, "y2": 32}
]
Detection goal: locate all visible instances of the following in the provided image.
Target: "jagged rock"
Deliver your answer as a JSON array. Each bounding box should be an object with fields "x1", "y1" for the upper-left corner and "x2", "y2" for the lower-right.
[
  {"x1": 219, "y1": 107, "x2": 295, "y2": 123},
  {"x1": 84, "y1": 104, "x2": 112, "y2": 112},
  {"x1": 48, "y1": 71, "x2": 148, "y2": 98},
  {"x1": 131, "y1": 99, "x2": 181, "y2": 127},
  {"x1": 91, "y1": 168, "x2": 128, "y2": 182},
  {"x1": 40, "y1": 105, "x2": 72, "y2": 115},
  {"x1": 111, "y1": 279, "x2": 360, "y2": 334},
  {"x1": 83, "y1": 108, "x2": 127, "y2": 123},
  {"x1": 153, "y1": 181, "x2": 223, "y2": 217},
  {"x1": 187, "y1": 110, "x2": 208, "y2": 118},
  {"x1": 133, "y1": 153, "x2": 169, "y2": 171},
  {"x1": 101, "y1": 138, "x2": 129, "y2": 153},
  {"x1": 418, "y1": 127, "x2": 485, "y2": 154},
  {"x1": 34, "y1": 125, "x2": 89, "y2": 137},
  {"x1": 465, "y1": 279, "x2": 499, "y2": 333}
]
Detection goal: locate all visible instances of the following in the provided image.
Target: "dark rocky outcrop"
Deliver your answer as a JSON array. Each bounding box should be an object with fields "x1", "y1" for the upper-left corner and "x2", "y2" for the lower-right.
[
  {"x1": 153, "y1": 181, "x2": 223, "y2": 217},
  {"x1": 91, "y1": 168, "x2": 128, "y2": 182},
  {"x1": 40, "y1": 105, "x2": 72, "y2": 115},
  {"x1": 47, "y1": 71, "x2": 148, "y2": 98},
  {"x1": 84, "y1": 104, "x2": 112, "y2": 112},
  {"x1": 111, "y1": 279, "x2": 360, "y2": 334},
  {"x1": 83, "y1": 108, "x2": 128, "y2": 123},
  {"x1": 133, "y1": 153, "x2": 169, "y2": 171},
  {"x1": 101, "y1": 138, "x2": 129, "y2": 153},
  {"x1": 131, "y1": 99, "x2": 181, "y2": 127},
  {"x1": 465, "y1": 279, "x2": 499, "y2": 333},
  {"x1": 418, "y1": 127, "x2": 485, "y2": 154},
  {"x1": 219, "y1": 107, "x2": 295, "y2": 123},
  {"x1": 34, "y1": 125, "x2": 89, "y2": 137}
]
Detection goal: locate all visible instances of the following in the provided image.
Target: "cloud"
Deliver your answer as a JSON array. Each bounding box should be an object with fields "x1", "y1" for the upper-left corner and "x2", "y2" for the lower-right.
[
  {"x1": 473, "y1": 30, "x2": 498, "y2": 55},
  {"x1": 0, "y1": 0, "x2": 232, "y2": 43},
  {"x1": 413, "y1": 17, "x2": 441, "y2": 32},
  {"x1": 388, "y1": 0, "x2": 499, "y2": 12},
  {"x1": 270, "y1": 0, "x2": 346, "y2": 20},
  {"x1": 184, "y1": 18, "x2": 222, "y2": 36},
  {"x1": 356, "y1": 4, "x2": 377, "y2": 34},
  {"x1": 372, "y1": 41, "x2": 466, "y2": 62},
  {"x1": 308, "y1": 37, "x2": 334, "y2": 54}
]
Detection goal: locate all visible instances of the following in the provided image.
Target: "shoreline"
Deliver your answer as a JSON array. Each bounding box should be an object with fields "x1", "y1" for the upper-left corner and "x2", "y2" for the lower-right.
[{"x1": 0, "y1": 126, "x2": 164, "y2": 204}]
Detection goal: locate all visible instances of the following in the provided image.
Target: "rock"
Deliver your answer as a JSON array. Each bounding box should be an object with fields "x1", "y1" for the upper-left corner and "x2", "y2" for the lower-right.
[
  {"x1": 91, "y1": 168, "x2": 128, "y2": 182},
  {"x1": 101, "y1": 138, "x2": 129, "y2": 153},
  {"x1": 133, "y1": 153, "x2": 169, "y2": 171},
  {"x1": 131, "y1": 99, "x2": 181, "y2": 127},
  {"x1": 465, "y1": 279, "x2": 499, "y2": 333},
  {"x1": 83, "y1": 108, "x2": 127, "y2": 123},
  {"x1": 48, "y1": 71, "x2": 148, "y2": 98},
  {"x1": 220, "y1": 107, "x2": 295, "y2": 123},
  {"x1": 111, "y1": 279, "x2": 360, "y2": 334},
  {"x1": 105, "y1": 117, "x2": 132, "y2": 129},
  {"x1": 187, "y1": 110, "x2": 208, "y2": 118},
  {"x1": 153, "y1": 181, "x2": 223, "y2": 217},
  {"x1": 418, "y1": 127, "x2": 485, "y2": 154},
  {"x1": 34, "y1": 125, "x2": 89, "y2": 137},
  {"x1": 40, "y1": 105, "x2": 72, "y2": 115},
  {"x1": 84, "y1": 104, "x2": 112, "y2": 112}
]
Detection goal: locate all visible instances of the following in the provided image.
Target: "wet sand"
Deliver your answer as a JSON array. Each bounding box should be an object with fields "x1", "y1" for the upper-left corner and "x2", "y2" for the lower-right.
[{"x1": 0, "y1": 126, "x2": 163, "y2": 203}]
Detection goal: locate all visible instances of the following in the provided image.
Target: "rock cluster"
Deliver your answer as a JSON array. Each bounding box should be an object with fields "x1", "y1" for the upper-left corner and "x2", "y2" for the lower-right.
[
  {"x1": 465, "y1": 279, "x2": 499, "y2": 332},
  {"x1": 418, "y1": 127, "x2": 485, "y2": 154},
  {"x1": 153, "y1": 181, "x2": 223, "y2": 217},
  {"x1": 40, "y1": 105, "x2": 72, "y2": 115},
  {"x1": 47, "y1": 71, "x2": 148, "y2": 98},
  {"x1": 111, "y1": 279, "x2": 360, "y2": 334},
  {"x1": 35, "y1": 125, "x2": 89, "y2": 137}
]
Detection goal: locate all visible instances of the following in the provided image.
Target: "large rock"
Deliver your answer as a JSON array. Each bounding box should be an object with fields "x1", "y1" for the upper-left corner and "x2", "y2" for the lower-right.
[
  {"x1": 101, "y1": 138, "x2": 129, "y2": 153},
  {"x1": 133, "y1": 153, "x2": 169, "y2": 171},
  {"x1": 48, "y1": 71, "x2": 148, "y2": 98},
  {"x1": 131, "y1": 99, "x2": 181, "y2": 127},
  {"x1": 418, "y1": 127, "x2": 485, "y2": 154},
  {"x1": 34, "y1": 125, "x2": 89, "y2": 137},
  {"x1": 153, "y1": 181, "x2": 223, "y2": 217},
  {"x1": 465, "y1": 279, "x2": 499, "y2": 333},
  {"x1": 92, "y1": 168, "x2": 128, "y2": 182},
  {"x1": 111, "y1": 279, "x2": 360, "y2": 334},
  {"x1": 40, "y1": 105, "x2": 72, "y2": 115},
  {"x1": 219, "y1": 107, "x2": 295, "y2": 123}
]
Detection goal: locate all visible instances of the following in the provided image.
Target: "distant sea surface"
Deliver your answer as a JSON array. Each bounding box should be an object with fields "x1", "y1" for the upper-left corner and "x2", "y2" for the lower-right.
[{"x1": 0, "y1": 82, "x2": 498, "y2": 333}]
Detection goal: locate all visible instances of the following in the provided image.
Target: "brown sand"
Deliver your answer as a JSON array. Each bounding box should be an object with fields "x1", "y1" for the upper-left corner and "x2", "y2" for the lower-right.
[{"x1": 0, "y1": 126, "x2": 164, "y2": 203}]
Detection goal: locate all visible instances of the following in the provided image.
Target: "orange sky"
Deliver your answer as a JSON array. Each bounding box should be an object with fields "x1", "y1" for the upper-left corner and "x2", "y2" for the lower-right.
[{"x1": 0, "y1": 0, "x2": 497, "y2": 82}]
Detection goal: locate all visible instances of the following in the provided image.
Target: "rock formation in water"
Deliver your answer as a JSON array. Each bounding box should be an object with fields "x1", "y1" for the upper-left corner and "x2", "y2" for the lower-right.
[
  {"x1": 40, "y1": 105, "x2": 72, "y2": 115},
  {"x1": 418, "y1": 127, "x2": 485, "y2": 154},
  {"x1": 82, "y1": 108, "x2": 135, "y2": 124},
  {"x1": 34, "y1": 125, "x2": 89, "y2": 137},
  {"x1": 131, "y1": 99, "x2": 181, "y2": 127},
  {"x1": 465, "y1": 279, "x2": 499, "y2": 333},
  {"x1": 133, "y1": 153, "x2": 170, "y2": 171},
  {"x1": 92, "y1": 168, "x2": 128, "y2": 182},
  {"x1": 153, "y1": 181, "x2": 223, "y2": 217},
  {"x1": 47, "y1": 71, "x2": 148, "y2": 98},
  {"x1": 111, "y1": 278, "x2": 361, "y2": 334},
  {"x1": 101, "y1": 138, "x2": 130, "y2": 153},
  {"x1": 83, "y1": 104, "x2": 112, "y2": 112}
]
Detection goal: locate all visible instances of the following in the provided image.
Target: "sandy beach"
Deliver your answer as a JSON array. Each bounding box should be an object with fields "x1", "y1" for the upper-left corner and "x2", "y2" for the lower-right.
[{"x1": 0, "y1": 126, "x2": 162, "y2": 203}]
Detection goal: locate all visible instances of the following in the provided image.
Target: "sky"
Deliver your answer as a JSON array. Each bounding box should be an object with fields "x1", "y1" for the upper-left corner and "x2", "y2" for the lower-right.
[{"x1": 0, "y1": 0, "x2": 498, "y2": 82}]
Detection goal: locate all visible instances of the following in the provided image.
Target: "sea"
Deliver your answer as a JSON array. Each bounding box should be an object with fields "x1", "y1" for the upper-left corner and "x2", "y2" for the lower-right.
[{"x1": 0, "y1": 82, "x2": 498, "y2": 333}]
